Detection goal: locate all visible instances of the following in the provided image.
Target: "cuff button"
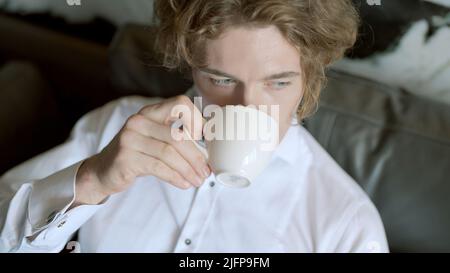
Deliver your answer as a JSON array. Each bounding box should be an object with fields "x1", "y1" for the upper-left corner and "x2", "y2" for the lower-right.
[{"x1": 57, "y1": 220, "x2": 66, "y2": 228}]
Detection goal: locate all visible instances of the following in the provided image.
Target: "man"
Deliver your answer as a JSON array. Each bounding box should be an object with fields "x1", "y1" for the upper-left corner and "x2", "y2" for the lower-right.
[{"x1": 0, "y1": 0, "x2": 388, "y2": 252}]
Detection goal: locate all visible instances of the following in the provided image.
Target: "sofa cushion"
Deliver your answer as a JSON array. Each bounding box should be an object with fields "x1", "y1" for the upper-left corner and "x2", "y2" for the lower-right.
[{"x1": 0, "y1": 61, "x2": 67, "y2": 175}]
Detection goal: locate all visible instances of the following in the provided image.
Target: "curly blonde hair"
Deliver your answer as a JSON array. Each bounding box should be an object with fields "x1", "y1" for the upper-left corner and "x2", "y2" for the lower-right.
[{"x1": 153, "y1": 0, "x2": 359, "y2": 120}]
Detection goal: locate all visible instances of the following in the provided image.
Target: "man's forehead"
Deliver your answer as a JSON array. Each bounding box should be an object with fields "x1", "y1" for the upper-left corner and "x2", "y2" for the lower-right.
[
  {"x1": 203, "y1": 26, "x2": 301, "y2": 79},
  {"x1": 205, "y1": 26, "x2": 297, "y2": 57}
]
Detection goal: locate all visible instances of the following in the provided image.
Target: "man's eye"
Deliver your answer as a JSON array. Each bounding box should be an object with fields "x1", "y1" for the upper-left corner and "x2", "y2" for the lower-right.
[
  {"x1": 210, "y1": 78, "x2": 236, "y2": 86},
  {"x1": 268, "y1": 81, "x2": 292, "y2": 89}
]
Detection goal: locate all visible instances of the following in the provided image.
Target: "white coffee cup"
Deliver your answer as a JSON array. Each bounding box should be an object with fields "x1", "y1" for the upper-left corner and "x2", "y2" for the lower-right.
[{"x1": 176, "y1": 105, "x2": 279, "y2": 188}]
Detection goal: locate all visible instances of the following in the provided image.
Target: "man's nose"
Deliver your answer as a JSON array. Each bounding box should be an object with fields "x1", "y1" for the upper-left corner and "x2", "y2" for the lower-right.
[{"x1": 235, "y1": 83, "x2": 259, "y2": 106}]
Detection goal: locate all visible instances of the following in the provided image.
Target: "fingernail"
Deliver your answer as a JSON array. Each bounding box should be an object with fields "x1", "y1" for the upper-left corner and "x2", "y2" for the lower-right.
[
  {"x1": 182, "y1": 180, "x2": 191, "y2": 188},
  {"x1": 202, "y1": 165, "x2": 210, "y2": 178},
  {"x1": 195, "y1": 176, "x2": 204, "y2": 187}
]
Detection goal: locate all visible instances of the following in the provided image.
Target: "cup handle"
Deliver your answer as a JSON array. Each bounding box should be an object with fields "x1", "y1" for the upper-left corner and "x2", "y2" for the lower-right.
[{"x1": 171, "y1": 119, "x2": 208, "y2": 160}]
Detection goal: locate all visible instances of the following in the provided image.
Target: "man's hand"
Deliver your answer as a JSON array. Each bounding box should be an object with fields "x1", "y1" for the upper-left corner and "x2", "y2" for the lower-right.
[{"x1": 74, "y1": 95, "x2": 210, "y2": 206}]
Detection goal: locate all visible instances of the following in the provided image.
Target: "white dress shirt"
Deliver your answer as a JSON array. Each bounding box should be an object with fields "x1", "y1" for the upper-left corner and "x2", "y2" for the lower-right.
[{"x1": 0, "y1": 87, "x2": 389, "y2": 253}]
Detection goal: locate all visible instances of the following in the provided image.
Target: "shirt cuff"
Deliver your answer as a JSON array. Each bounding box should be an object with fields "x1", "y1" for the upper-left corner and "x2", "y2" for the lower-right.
[{"x1": 26, "y1": 160, "x2": 107, "y2": 244}]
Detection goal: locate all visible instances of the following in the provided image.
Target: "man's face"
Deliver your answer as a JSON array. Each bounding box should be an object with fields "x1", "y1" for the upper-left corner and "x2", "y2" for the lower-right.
[{"x1": 192, "y1": 25, "x2": 304, "y2": 137}]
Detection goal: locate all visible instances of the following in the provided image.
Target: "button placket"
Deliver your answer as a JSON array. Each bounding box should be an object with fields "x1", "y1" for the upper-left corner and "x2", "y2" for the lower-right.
[{"x1": 173, "y1": 176, "x2": 222, "y2": 252}]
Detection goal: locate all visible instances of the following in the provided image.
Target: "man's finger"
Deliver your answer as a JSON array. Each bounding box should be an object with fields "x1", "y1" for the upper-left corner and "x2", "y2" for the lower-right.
[{"x1": 138, "y1": 95, "x2": 205, "y2": 140}]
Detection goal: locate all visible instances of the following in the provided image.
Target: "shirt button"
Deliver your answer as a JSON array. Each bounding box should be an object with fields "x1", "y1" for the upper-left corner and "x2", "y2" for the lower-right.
[
  {"x1": 185, "y1": 239, "x2": 192, "y2": 245},
  {"x1": 209, "y1": 181, "x2": 215, "y2": 187}
]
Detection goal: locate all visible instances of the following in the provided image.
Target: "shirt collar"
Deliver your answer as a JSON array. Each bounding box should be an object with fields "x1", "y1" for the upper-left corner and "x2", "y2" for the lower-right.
[{"x1": 272, "y1": 119, "x2": 313, "y2": 166}]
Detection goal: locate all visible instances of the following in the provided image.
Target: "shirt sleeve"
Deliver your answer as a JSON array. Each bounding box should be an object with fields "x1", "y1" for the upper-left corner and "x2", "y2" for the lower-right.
[
  {"x1": 330, "y1": 201, "x2": 390, "y2": 253},
  {"x1": 0, "y1": 98, "x2": 126, "y2": 253}
]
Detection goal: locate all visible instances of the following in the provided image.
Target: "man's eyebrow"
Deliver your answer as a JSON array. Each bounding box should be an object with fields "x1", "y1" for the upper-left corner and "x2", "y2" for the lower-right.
[
  {"x1": 199, "y1": 68, "x2": 300, "y2": 81},
  {"x1": 199, "y1": 68, "x2": 239, "y2": 80},
  {"x1": 262, "y1": 71, "x2": 300, "y2": 80}
]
